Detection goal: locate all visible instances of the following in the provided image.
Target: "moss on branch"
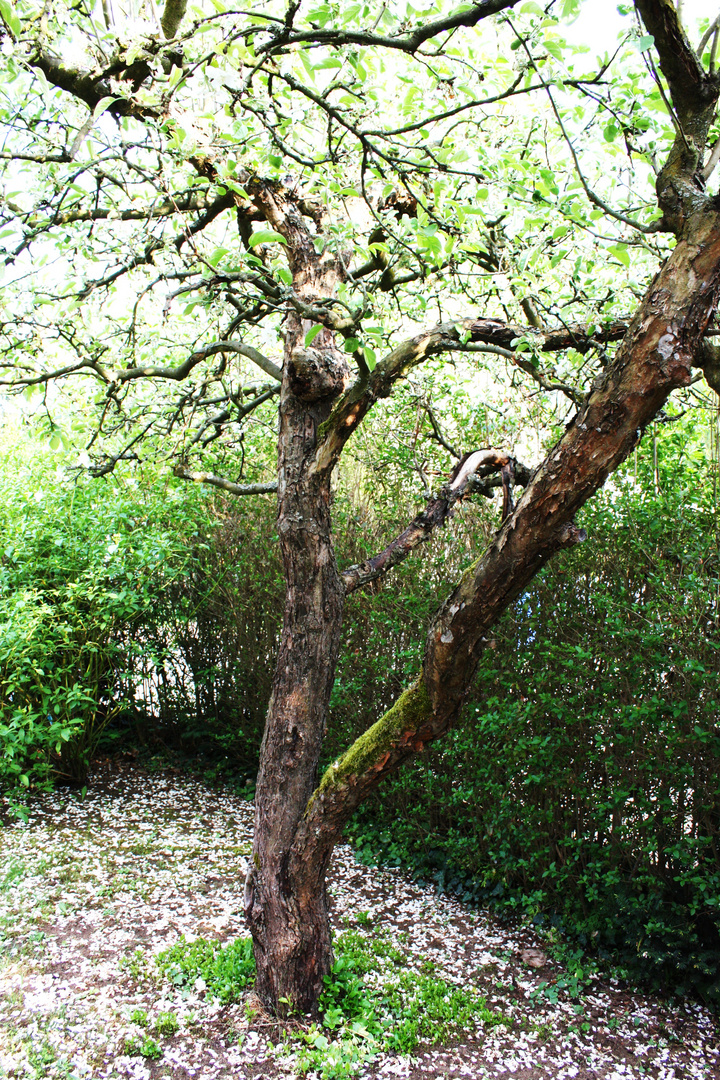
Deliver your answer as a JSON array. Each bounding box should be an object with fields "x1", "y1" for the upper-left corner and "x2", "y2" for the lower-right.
[
  {"x1": 311, "y1": 678, "x2": 432, "y2": 808},
  {"x1": 161, "y1": 0, "x2": 188, "y2": 38}
]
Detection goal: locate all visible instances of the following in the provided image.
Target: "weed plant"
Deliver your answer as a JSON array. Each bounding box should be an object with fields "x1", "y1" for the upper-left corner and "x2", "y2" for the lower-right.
[{"x1": 155, "y1": 936, "x2": 255, "y2": 1003}]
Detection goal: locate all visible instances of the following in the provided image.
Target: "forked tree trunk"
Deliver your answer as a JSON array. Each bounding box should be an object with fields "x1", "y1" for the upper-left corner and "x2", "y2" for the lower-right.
[
  {"x1": 245, "y1": 0, "x2": 720, "y2": 1012},
  {"x1": 248, "y1": 205, "x2": 720, "y2": 1016}
]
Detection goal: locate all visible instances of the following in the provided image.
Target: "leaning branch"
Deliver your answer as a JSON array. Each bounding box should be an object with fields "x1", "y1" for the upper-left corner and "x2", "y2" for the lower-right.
[
  {"x1": 635, "y1": 0, "x2": 717, "y2": 119},
  {"x1": 635, "y1": 0, "x2": 720, "y2": 230},
  {"x1": 293, "y1": 198, "x2": 720, "y2": 873},
  {"x1": 340, "y1": 450, "x2": 532, "y2": 594},
  {"x1": 20, "y1": 190, "x2": 230, "y2": 230},
  {"x1": 161, "y1": 0, "x2": 188, "y2": 38}
]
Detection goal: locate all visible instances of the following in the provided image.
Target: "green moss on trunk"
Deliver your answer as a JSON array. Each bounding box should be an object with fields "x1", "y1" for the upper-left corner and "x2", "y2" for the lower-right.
[{"x1": 313, "y1": 678, "x2": 432, "y2": 802}]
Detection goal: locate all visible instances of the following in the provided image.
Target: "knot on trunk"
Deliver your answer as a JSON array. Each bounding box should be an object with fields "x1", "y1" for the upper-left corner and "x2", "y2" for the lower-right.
[
  {"x1": 556, "y1": 521, "x2": 587, "y2": 548},
  {"x1": 289, "y1": 347, "x2": 351, "y2": 402}
]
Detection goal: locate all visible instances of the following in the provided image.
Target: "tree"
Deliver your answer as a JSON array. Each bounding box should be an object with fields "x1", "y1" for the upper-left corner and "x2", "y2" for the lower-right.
[{"x1": 1, "y1": 0, "x2": 720, "y2": 1014}]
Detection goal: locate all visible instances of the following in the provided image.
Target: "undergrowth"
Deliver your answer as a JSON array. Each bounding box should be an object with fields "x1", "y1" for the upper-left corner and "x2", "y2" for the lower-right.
[
  {"x1": 296, "y1": 927, "x2": 504, "y2": 1077},
  {"x1": 155, "y1": 936, "x2": 255, "y2": 1003},
  {"x1": 155, "y1": 926, "x2": 505, "y2": 1078}
]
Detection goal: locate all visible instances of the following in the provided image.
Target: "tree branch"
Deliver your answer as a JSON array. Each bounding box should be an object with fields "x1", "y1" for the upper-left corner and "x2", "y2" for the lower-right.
[
  {"x1": 340, "y1": 450, "x2": 532, "y2": 594},
  {"x1": 634, "y1": 0, "x2": 720, "y2": 230},
  {"x1": 14, "y1": 190, "x2": 232, "y2": 231},
  {"x1": 635, "y1": 0, "x2": 716, "y2": 112},
  {"x1": 161, "y1": 0, "x2": 188, "y2": 38},
  {"x1": 173, "y1": 466, "x2": 277, "y2": 495},
  {"x1": 31, "y1": 51, "x2": 161, "y2": 120},
  {"x1": 312, "y1": 317, "x2": 630, "y2": 477},
  {"x1": 257, "y1": 0, "x2": 521, "y2": 57},
  {"x1": 696, "y1": 339, "x2": 720, "y2": 396},
  {"x1": 117, "y1": 341, "x2": 282, "y2": 384}
]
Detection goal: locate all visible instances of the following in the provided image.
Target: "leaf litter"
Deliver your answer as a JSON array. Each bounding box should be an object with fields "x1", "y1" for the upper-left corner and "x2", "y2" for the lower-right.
[{"x1": 0, "y1": 759, "x2": 718, "y2": 1079}]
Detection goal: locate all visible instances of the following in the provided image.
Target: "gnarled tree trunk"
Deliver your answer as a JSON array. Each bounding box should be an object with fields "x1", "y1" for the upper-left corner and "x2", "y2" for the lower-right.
[{"x1": 244, "y1": 189, "x2": 349, "y2": 1013}]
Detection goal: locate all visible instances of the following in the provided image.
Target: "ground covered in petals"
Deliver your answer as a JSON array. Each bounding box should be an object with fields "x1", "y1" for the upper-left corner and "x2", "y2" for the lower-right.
[{"x1": 0, "y1": 760, "x2": 718, "y2": 1080}]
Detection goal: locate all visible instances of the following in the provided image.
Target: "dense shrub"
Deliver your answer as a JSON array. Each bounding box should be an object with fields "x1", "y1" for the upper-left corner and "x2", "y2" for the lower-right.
[{"x1": 0, "y1": 441, "x2": 191, "y2": 803}]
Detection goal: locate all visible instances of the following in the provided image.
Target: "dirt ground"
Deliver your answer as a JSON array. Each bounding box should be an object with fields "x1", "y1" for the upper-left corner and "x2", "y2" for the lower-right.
[{"x1": 1, "y1": 759, "x2": 718, "y2": 1079}]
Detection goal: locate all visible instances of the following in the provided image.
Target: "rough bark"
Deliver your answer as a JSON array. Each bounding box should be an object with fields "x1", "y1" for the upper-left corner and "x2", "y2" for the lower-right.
[{"x1": 243, "y1": 187, "x2": 349, "y2": 1014}]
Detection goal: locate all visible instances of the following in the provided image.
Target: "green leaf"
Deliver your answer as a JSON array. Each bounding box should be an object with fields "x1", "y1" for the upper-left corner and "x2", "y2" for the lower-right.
[
  {"x1": 609, "y1": 244, "x2": 630, "y2": 268},
  {"x1": 305, "y1": 324, "x2": 324, "y2": 346},
  {"x1": 0, "y1": 0, "x2": 21, "y2": 36},
  {"x1": 168, "y1": 65, "x2": 185, "y2": 90},
  {"x1": 92, "y1": 96, "x2": 119, "y2": 121},
  {"x1": 343, "y1": 337, "x2": 361, "y2": 353},
  {"x1": 248, "y1": 230, "x2": 287, "y2": 247},
  {"x1": 636, "y1": 35, "x2": 654, "y2": 52}
]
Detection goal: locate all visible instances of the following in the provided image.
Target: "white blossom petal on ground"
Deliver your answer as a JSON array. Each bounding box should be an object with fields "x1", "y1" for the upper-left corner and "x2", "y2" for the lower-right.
[{"x1": 0, "y1": 760, "x2": 718, "y2": 1080}]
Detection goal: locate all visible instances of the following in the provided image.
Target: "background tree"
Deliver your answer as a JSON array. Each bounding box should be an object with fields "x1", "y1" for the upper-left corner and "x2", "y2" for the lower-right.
[{"x1": 1, "y1": 0, "x2": 720, "y2": 1013}]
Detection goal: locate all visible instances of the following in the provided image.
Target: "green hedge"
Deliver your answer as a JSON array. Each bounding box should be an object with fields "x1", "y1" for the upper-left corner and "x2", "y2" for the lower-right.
[{"x1": 0, "y1": 443, "x2": 193, "y2": 804}]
